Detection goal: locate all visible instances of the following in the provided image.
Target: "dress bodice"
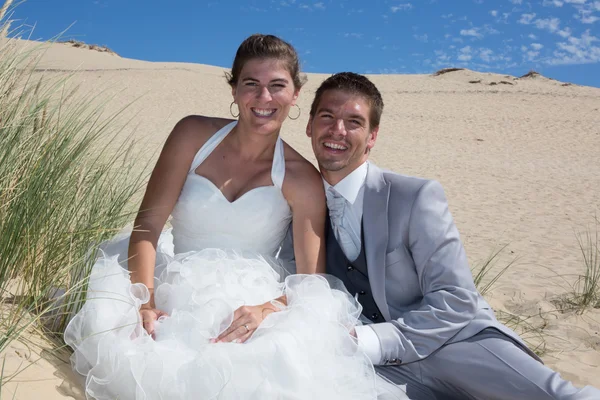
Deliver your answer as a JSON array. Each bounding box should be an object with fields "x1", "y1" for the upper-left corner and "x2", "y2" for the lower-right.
[{"x1": 170, "y1": 121, "x2": 292, "y2": 255}]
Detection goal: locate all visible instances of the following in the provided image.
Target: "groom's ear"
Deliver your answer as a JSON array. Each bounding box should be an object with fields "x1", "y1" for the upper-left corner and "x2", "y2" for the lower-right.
[
  {"x1": 367, "y1": 126, "x2": 379, "y2": 150},
  {"x1": 306, "y1": 117, "x2": 313, "y2": 137}
]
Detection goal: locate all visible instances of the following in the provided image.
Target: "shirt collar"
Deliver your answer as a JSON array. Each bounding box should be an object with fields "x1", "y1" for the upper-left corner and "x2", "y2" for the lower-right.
[{"x1": 323, "y1": 161, "x2": 369, "y2": 205}]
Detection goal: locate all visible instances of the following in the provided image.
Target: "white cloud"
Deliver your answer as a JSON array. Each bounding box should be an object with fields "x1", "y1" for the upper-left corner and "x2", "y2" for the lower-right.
[
  {"x1": 509, "y1": 0, "x2": 523, "y2": 4},
  {"x1": 526, "y1": 50, "x2": 540, "y2": 60},
  {"x1": 458, "y1": 25, "x2": 497, "y2": 40},
  {"x1": 480, "y1": 48, "x2": 494, "y2": 62},
  {"x1": 458, "y1": 46, "x2": 473, "y2": 61},
  {"x1": 529, "y1": 33, "x2": 538, "y2": 39},
  {"x1": 550, "y1": 30, "x2": 600, "y2": 64},
  {"x1": 460, "y1": 28, "x2": 484, "y2": 38},
  {"x1": 490, "y1": 10, "x2": 499, "y2": 16},
  {"x1": 534, "y1": 17, "x2": 561, "y2": 32},
  {"x1": 414, "y1": 33, "x2": 429, "y2": 42},
  {"x1": 521, "y1": 43, "x2": 542, "y2": 61},
  {"x1": 435, "y1": 50, "x2": 451, "y2": 62},
  {"x1": 314, "y1": 2, "x2": 325, "y2": 9},
  {"x1": 543, "y1": 0, "x2": 564, "y2": 6},
  {"x1": 344, "y1": 33, "x2": 363, "y2": 39},
  {"x1": 391, "y1": 3, "x2": 412, "y2": 12},
  {"x1": 518, "y1": 13, "x2": 537, "y2": 24},
  {"x1": 484, "y1": 24, "x2": 501, "y2": 34},
  {"x1": 575, "y1": 8, "x2": 600, "y2": 23},
  {"x1": 558, "y1": 27, "x2": 573, "y2": 37}
]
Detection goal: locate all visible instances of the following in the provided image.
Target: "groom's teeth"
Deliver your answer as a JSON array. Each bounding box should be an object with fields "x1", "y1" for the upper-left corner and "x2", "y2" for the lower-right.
[{"x1": 324, "y1": 142, "x2": 347, "y2": 150}]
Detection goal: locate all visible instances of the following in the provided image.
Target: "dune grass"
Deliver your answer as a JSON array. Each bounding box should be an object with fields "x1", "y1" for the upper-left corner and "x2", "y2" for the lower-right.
[
  {"x1": 552, "y1": 218, "x2": 600, "y2": 314},
  {"x1": 568, "y1": 218, "x2": 600, "y2": 311},
  {"x1": 0, "y1": 6, "x2": 147, "y2": 369},
  {"x1": 471, "y1": 244, "x2": 519, "y2": 297},
  {"x1": 471, "y1": 246, "x2": 550, "y2": 356}
]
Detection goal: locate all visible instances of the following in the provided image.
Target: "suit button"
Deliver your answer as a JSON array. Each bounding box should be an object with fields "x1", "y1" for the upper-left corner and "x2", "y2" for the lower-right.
[
  {"x1": 359, "y1": 290, "x2": 366, "y2": 295},
  {"x1": 371, "y1": 313, "x2": 379, "y2": 320},
  {"x1": 390, "y1": 358, "x2": 398, "y2": 363},
  {"x1": 347, "y1": 266, "x2": 354, "y2": 271}
]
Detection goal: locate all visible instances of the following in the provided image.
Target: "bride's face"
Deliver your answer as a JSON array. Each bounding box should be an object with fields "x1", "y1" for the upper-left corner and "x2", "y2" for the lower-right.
[{"x1": 232, "y1": 58, "x2": 299, "y2": 135}]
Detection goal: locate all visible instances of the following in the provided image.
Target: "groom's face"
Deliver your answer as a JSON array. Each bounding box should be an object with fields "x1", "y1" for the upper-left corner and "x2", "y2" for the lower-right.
[{"x1": 307, "y1": 89, "x2": 378, "y2": 184}]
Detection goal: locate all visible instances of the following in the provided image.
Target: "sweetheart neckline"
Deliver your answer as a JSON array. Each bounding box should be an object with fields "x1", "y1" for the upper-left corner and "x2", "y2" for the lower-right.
[{"x1": 188, "y1": 174, "x2": 280, "y2": 205}]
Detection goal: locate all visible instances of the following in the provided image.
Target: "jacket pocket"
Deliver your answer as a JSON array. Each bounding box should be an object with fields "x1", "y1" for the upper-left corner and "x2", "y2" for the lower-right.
[{"x1": 385, "y1": 247, "x2": 404, "y2": 267}]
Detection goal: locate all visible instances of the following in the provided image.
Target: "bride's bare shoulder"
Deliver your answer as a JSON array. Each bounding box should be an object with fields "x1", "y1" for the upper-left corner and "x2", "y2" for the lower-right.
[
  {"x1": 281, "y1": 141, "x2": 324, "y2": 197},
  {"x1": 167, "y1": 115, "x2": 235, "y2": 147}
]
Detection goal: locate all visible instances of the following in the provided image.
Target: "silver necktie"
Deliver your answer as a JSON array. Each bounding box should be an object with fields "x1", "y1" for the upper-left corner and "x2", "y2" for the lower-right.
[{"x1": 327, "y1": 187, "x2": 360, "y2": 261}]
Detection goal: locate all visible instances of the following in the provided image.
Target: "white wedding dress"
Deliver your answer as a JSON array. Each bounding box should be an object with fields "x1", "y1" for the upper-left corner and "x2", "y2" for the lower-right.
[{"x1": 64, "y1": 121, "x2": 378, "y2": 400}]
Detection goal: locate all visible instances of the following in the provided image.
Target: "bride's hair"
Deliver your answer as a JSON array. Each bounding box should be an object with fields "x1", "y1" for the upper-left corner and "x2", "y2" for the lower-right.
[{"x1": 226, "y1": 34, "x2": 306, "y2": 90}]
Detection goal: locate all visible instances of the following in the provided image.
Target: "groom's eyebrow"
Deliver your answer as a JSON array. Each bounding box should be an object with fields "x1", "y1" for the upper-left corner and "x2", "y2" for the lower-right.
[
  {"x1": 317, "y1": 107, "x2": 334, "y2": 114},
  {"x1": 347, "y1": 113, "x2": 366, "y2": 122}
]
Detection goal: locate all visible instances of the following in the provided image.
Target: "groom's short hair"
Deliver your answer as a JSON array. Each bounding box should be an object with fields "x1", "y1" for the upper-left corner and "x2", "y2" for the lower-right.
[{"x1": 309, "y1": 72, "x2": 384, "y2": 129}]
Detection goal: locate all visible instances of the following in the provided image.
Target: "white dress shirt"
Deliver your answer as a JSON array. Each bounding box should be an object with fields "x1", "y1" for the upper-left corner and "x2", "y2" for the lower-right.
[{"x1": 323, "y1": 161, "x2": 383, "y2": 365}]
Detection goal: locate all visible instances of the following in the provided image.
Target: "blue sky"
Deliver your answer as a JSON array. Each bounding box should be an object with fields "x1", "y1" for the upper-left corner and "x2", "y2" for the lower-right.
[{"x1": 7, "y1": 0, "x2": 600, "y2": 87}]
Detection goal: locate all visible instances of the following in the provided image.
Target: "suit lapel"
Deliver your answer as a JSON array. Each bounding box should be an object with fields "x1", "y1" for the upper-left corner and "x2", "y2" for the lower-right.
[{"x1": 363, "y1": 162, "x2": 392, "y2": 321}]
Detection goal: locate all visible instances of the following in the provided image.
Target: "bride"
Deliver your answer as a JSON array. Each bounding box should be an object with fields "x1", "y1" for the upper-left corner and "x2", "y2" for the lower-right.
[{"x1": 64, "y1": 34, "x2": 379, "y2": 399}]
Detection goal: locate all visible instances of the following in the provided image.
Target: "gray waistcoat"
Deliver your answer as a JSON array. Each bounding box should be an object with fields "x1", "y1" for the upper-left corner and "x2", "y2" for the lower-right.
[{"x1": 326, "y1": 217, "x2": 384, "y2": 323}]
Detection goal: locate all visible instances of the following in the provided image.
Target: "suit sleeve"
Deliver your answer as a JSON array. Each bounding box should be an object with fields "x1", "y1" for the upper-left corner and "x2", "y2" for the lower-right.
[
  {"x1": 276, "y1": 224, "x2": 297, "y2": 273},
  {"x1": 368, "y1": 180, "x2": 479, "y2": 365}
]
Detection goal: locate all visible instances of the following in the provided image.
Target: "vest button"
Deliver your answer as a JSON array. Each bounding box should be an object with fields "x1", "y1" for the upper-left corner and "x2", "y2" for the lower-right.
[
  {"x1": 359, "y1": 290, "x2": 366, "y2": 295},
  {"x1": 347, "y1": 266, "x2": 354, "y2": 271},
  {"x1": 371, "y1": 313, "x2": 379, "y2": 320}
]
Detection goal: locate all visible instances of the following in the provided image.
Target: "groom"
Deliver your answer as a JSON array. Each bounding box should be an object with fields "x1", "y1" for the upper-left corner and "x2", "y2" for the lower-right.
[{"x1": 303, "y1": 72, "x2": 600, "y2": 399}]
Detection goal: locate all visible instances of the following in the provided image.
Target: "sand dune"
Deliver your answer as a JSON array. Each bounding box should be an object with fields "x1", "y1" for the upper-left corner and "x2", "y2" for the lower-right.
[{"x1": 1, "y1": 39, "x2": 599, "y2": 398}]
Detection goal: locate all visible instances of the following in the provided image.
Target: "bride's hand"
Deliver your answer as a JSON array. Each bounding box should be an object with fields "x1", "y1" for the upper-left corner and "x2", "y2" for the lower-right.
[
  {"x1": 140, "y1": 307, "x2": 168, "y2": 339},
  {"x1": 215, "y1": 303, "x2": 279, "y2": 344}
]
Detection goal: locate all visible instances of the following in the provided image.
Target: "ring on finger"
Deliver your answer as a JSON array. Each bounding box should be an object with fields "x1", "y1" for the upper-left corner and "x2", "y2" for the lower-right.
[{"x1": 243, "y1": 324, "x2": 250, "y2": 333}]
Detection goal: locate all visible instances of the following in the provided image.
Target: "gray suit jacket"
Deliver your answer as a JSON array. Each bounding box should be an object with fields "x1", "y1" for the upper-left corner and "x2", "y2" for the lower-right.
[{"x1": 278, "y1": 162, "x2": 535, "y2": 366}]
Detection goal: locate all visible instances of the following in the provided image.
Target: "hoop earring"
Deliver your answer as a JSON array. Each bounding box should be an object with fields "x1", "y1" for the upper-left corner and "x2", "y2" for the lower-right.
[
  {"x1": 288, "y1": 104, "x2": 301, "y2": 120},
  {"x1": 229, "y1": 102, "x2": 239, "y2": 118}
]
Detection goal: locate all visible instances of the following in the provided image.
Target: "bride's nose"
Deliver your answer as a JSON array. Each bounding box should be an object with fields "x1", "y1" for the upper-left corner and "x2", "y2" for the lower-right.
[{"x1": 256, "y1": 86, "x2": 273, "y2": 102}]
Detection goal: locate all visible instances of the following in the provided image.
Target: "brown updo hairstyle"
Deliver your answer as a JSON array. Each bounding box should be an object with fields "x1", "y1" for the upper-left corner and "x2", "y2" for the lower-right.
[{"x1": 226, "y1": 34, "x2": 306, "y2": 90}]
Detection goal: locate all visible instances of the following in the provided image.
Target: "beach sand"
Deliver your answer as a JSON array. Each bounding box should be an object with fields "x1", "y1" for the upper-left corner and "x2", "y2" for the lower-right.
[{"x1": 1, "y1": 39, "x2": 599, "y2": 398}]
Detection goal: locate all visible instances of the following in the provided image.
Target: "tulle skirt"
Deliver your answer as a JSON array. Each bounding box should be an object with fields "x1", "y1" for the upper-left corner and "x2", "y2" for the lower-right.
[{"x1": 64, "y1": 231, "x2": 378, "y2": 399}]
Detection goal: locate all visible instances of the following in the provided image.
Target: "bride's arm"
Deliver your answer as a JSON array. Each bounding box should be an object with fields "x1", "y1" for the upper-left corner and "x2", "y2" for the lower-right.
[
  {"x1": 129, "y1": 116, "x2": 211, "y2": 313},
  {"x1": 281, "y1": 160, "x2": 327, "y2": 275},
  {"x1": 264, "y1": 162, "x2": 326, "y2": 307}
]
